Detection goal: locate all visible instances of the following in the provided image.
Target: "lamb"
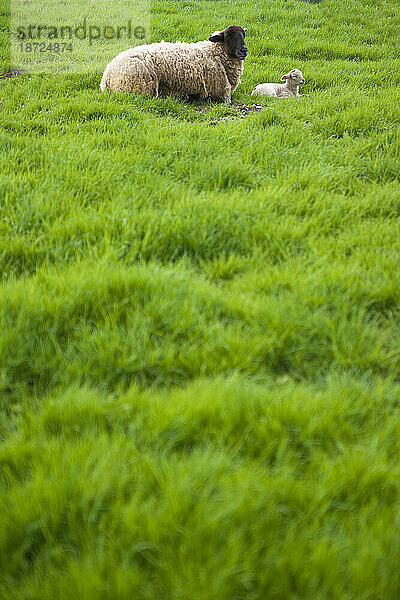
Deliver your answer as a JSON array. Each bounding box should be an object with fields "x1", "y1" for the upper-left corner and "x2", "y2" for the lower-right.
[
  {"x1": 100, "y1": 25, "x2": 248, "y2": 102},
  {"x1": 252, "y1": 69, "x2": 306, "y2": 98}
]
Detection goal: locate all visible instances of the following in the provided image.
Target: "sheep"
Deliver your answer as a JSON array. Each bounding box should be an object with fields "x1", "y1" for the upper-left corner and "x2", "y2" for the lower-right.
[
  {"x1": 251, "y1": 69, "x2": 306, "y2": 98},
  {"x1": 100, "y1": 25, "x2": 248, "y2": 103}
]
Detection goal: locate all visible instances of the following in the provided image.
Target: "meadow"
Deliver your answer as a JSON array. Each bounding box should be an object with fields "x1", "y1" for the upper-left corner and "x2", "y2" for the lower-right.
[{"x1": 1, "y1": 0, "x2": 400, "y2": 597}]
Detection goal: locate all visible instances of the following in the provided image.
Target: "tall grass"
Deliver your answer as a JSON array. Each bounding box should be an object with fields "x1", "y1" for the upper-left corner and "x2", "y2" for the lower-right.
[{"x1": 1, "y1": 0, "x2": 400, "y2": 597}]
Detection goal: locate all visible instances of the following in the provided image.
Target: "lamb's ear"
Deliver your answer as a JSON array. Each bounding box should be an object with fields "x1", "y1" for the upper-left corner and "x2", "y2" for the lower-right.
[
  {"x1": 281, "y1": 74, "x2": 289, "y2": 81},
  {"x1": 243, "y1": 28, "x2": 247, "y2": 33},
  {"x1": 209, "y1": 31, "x2": 224, "y2": 42}
]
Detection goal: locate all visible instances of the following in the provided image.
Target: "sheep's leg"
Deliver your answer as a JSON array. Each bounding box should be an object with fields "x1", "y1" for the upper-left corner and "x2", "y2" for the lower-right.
[
  {"x1": 223, "y1": 84, "x2": 232, "y2": 104},
  {"x1": 199, "y1": 74, "x2": 209, "y2": 100},
  {"x1": 206, "y1": 71, "x2": 232, "y2": 102}
]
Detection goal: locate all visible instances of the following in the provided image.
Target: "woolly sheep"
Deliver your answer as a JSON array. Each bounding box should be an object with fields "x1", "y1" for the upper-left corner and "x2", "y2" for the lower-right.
[
  {"x1": 100, "y1": 25, "x2": 248, "y2": 102},
  {"x1": 252, "y1": 69, "x2": 306, "y2": 98}
]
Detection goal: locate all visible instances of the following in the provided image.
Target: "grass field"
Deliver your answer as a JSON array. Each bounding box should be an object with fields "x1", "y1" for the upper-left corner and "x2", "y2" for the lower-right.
[{"x1": 1, "y1": 0, "x2": 400, "y2": 597}]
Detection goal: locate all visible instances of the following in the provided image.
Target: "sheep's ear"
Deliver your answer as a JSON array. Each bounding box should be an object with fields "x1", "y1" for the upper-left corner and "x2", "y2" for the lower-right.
[
  {"x1": 281, "y1": 74, "x2": 289, "y2": 81},
  {"x1": 209, "y1": 31, "x2": 224, "y2": 42},
  {"x1": 243, "y1": 28, "x2": 247, "y2": 33}
]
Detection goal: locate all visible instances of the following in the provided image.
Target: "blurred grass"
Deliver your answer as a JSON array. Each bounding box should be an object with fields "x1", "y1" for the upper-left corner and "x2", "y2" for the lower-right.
[{"x1": 1, "y1": 0, "x2": 400, "y2": 598}]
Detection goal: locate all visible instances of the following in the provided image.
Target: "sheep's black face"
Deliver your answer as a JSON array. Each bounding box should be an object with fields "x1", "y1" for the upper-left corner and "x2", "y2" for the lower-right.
[{"x1": 209, "y1": 25, "x2": 248, "y2": 60}]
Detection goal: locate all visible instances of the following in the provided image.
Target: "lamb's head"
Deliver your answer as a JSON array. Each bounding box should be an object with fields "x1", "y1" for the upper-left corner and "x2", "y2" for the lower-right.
[
  {"x1": 209, "y1": 25, "x2": 248, "y2": 60},
  {"x1": 281, "y1": 69, "x2": 306, "y2": 86}
]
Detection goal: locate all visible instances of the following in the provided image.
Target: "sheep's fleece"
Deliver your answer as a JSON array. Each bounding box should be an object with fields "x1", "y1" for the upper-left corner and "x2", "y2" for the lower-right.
[{"x1": 100, "y1": 25, "x2": 248, "y2": 101}]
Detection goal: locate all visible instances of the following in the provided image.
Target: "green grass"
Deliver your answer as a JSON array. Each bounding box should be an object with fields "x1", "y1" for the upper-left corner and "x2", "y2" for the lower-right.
[
  {"x1": 1, "y1": 0, "x2": 400, "y2": 597},
  {"x1": 9, "y1": 0, "x2": 150, "y2": 74}
]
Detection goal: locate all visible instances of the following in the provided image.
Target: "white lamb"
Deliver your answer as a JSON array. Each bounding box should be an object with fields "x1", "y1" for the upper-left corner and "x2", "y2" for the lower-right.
[{"x1": 252, "y1": 69, "x2": 306, "y2": 98}]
